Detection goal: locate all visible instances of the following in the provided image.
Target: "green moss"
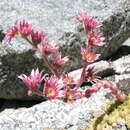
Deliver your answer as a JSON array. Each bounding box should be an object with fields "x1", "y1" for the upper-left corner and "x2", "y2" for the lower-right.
[{"x1": 86, "y1": 94, "x2": 130, "y2": 130}]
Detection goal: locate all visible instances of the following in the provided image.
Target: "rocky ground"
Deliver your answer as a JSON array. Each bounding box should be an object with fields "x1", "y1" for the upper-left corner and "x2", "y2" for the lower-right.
[{"x1": 0, "y1": 0, "x2": 130, "y2": 129}]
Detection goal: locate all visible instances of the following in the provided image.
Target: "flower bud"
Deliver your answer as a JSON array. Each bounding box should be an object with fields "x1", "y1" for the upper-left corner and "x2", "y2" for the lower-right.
[{"x1": 116, "y1": 93, "x2": 128, "y2": 102}]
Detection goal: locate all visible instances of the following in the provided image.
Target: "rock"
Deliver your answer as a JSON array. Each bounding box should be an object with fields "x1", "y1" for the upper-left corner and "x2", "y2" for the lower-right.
[
  {"x1": 0, "y1": 0, "x2": 130, "y2": 100},
  {"x1": 0, "y1": 43, "x2": 44, "y2": 100},
  {"x1": 0, "y1": 87, "x2": 111, "y2": 130},
  {"x1": 86, "y1": 94, "x2": 130, "y2": 130},
  {"x1": 0, "y1": 26, "x2": 4, "y2": 42},
  {"x1": 112, "y1": 55, "x2": 130, "y2": 74},
  {"x1": 110, "y1": 38, "x2": 130, "y2": 74},
  {"x1": 110, "y1": 36, "x2": 130, "y2": 60},
  {"x1": 0, "y1": 100, "x2": 41, "y2": 111},
  {"x1": 115, "y1": 74, "x2": 130, "y2": 95}
]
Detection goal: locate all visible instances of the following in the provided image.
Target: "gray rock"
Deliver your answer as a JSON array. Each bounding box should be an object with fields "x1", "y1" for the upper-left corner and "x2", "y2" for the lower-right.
[
  {"x1": 103, "y1": 37, "x2": 130, "y2": 79},
  {"x1": 0, "y1": 0, "x2": 130, "y2": 100},
  {"x1": 0, "y1": 42, "x2": 43, "y2": 100},
  {"x1": 0, "y1": 73, "x2": 129, "y2": 130},
  {"x1": 0, "y1": 25, "x2": 4, "y2": 42},
  {"x1": 112, "y1": 55, "x2": 130, "y2": 74},
  {"x1": 110, "y1": 37, "x2": 130, "y2": 61},
  {"x1": 0, "y1": 88, "x2": 110, "y2": 130}
]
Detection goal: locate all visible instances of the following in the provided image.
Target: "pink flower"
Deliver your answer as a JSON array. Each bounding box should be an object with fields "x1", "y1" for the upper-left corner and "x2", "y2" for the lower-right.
[
  {"x1": 5, "y1": 20, "x2": 33, "y2": 43},
  {"x1": 52, "y1": 52, "x2": 69, "y2": 68},
  {"x1": 5, "y1": 26, "x2": 18, "y2": 43},
  {"x1": 63, "y1": 74, "x2": 74, "y2": 84},
  {"x1": 76, "y1": 12, "x2": 101, "y2": 31},
  {"x1": 81, "y1": 47, "x2": 100, "y2": 63},
  {"x1": 31, "y1": 30, "x2": 48, "y2": 45},
  {"x1": 85, "y1": 83, "x2": 101, "y2": 98},
  {"x1": 66, "y1": 89, "x2": 83, "y2": 102},
  {"x1": 87, "y1": 31, "x2": 105, "y2": 46},
  {"x1": 43, "y1": 76, "x2": 66, "y2": 100},
  {"x1": 18, "y1": 68, "x2": 44, "y2": 90},
  {"x1": 38, "y1": 41, "x2": 59, "y2": 55},
  {"x1": 76, "y1": 11, "x2": 88, "y2": 22},
  {"x1": 84, "y1": 16, "x2": 101, "y2": 31},
  {"x1": 16, "y1": 20, "x2": 33, "y2": 37},
  {"x1": 84, "y1": 66, "x2": 100, "y2": 83}
]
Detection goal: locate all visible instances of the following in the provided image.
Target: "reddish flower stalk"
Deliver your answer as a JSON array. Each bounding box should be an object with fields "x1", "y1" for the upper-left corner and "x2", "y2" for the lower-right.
[
  {"x1": 42, "y1": 52, "x2": 60, "y2": 78},
  {"x1": 77, "y1": 12, "x2": 102, "y2": 89},
  {"x1": 26, "y1": 39, "x2": 60, "y2": 78},
  {"x1": 28, "y1": 89, "x2": 45, "y2": 97},
  {"x1": 4, "y1": 12, "x2": 127, "y2": 103},
  {"x1": 23, "y1": 36, "x2": 37, "y2": 48},
  {"x1": 85, "y1": 82, "x2": 102, "y2": 98},
  {"x1": 77, "y1": 62, "x2": 88, "y2": 88},
  {"x1": 102, "y1": 80, "x2": 127, "y2": 102}
]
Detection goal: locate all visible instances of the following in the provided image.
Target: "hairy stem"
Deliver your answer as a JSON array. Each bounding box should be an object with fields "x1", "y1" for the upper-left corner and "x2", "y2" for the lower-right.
[
  {"x1": 32, "y1": 89, "x2": 44, "y2": 97},
  {"x1": 32, "y1": 89, "x2": 48, "y2": 100},
  {"x1": 77, "y1": 27, "x2": 91, "y2": 88},
  {"x1": 77, "y1": 62, "x2": 88, "y2": 88},
  {"x1": 23, "y1": 36, "x2": 37, "y2": 49},
  {"x1": 23, "y1": 36, "x2": 60, "y2": 77},
  {"x1": 42, "y1": 52, "x2": 60, "y2": 77}
]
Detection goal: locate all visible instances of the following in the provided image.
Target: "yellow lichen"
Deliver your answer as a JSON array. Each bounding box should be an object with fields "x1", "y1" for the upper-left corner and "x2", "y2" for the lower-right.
[{"x1": 86, "y1": 94, "x2": 130, "y2": 130}]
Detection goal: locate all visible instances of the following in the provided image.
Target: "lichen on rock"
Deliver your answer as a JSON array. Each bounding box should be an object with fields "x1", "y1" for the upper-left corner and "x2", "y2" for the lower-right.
[{"x1": 86, "y1": 94, "x2": 130, "y2": 130}]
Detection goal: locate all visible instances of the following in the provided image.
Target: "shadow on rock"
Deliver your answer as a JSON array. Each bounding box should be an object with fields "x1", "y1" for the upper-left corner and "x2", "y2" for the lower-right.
[
  {"x1": 110, "y1": 45, "x2": 130, "y2": 61},
  {"x1": 0, "y1": 99, "x2": 43, "y2": 112}
]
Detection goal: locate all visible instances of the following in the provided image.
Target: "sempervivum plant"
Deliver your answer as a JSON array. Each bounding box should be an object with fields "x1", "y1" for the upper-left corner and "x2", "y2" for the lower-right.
[{"x1": 5, "y1": 11, "x2": 127, "y2": 103}]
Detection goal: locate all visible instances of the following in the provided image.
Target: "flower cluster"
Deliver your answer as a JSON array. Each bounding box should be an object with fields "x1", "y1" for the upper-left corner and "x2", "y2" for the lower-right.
[
  {"x1": 5, "y1": 20, "x2": 68, "y2": 77},
  {"x1": 4, "y1": 12, "x2": 127, "y2": 103}
]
